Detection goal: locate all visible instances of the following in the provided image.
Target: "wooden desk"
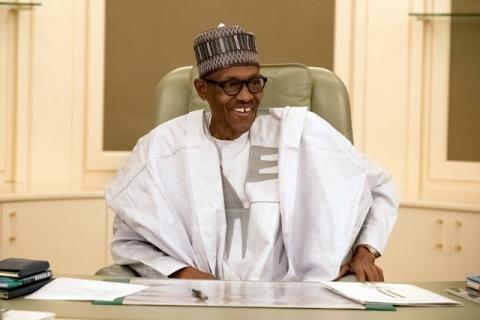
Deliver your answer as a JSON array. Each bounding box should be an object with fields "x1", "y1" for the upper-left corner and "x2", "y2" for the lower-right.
[{"x1": 1, "y1": 281, "x2": 478, "y2": 320}]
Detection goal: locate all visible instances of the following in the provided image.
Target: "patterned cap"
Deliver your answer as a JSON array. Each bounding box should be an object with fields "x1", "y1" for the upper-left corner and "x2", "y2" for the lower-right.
[{"x1": 193, "y1": 24, "x2": 259, "y2": 78}]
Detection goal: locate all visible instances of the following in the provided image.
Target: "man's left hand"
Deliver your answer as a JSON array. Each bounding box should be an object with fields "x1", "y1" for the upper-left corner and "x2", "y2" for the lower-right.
[{"x1": 337, "y1": 246, "x2": 384, "y2": 282}]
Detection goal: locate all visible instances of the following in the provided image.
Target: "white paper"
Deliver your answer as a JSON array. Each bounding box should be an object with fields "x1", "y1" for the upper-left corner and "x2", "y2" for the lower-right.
[
  {"x1": 3, "y1": 310, "x2": 55, "y2": 320},
  {"x1": 24, "y1": 277, "x2": 148, "y2": 301},
  {"x1": 322, "y1": 282, "x2": 462, "y2": 306},
  {"x1": 445, "y1": 287, "x2": 480, "y2": 304},
  {"x1": 122, "y1": 278, "x2": 365, "y2": 309}
]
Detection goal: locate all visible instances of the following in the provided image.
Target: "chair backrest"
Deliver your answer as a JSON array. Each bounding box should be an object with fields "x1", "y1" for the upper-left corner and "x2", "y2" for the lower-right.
[{"x1": 152, "y1": 63, "x2": 353, "y2": 143}]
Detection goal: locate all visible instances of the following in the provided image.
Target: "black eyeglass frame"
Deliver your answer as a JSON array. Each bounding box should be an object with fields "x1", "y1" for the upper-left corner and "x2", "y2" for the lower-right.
[{"x1": 203, "y1": 76, "x2": 268, "y2": 96}]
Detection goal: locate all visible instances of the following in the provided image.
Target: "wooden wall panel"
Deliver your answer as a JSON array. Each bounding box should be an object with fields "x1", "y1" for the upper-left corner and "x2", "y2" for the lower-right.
[{"x1": 0, "y1": 10, "x2": 7, "y2": 178}]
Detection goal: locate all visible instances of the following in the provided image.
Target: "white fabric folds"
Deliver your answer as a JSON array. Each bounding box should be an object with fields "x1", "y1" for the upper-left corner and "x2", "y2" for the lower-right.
[{"x1": 106, "y1": 107, "x2": 399, "y2": 281}]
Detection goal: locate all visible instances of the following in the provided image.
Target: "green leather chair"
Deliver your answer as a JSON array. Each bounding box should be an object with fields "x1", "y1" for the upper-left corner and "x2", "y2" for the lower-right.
[
  {"x1": 153, "y1": 63, "x2": 353, "y2": 143},
  {"x1": 97, "y1": 63, "x2": 353, "y2": 277}
]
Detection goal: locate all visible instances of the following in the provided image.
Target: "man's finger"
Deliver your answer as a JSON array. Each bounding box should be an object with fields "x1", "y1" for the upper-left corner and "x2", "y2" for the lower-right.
[
  {"x1": 365, "y1": 265, "x2": 381, "y2": 282},
  {"x1": 377, "y1": 266, "x2": 384, "y2": 282},
  {"x1": 354, "y1": 269, "x2": 366, "y2": 282},
  {"x1": 336, "y1": 264, "x2": 351, "y2": 280}
]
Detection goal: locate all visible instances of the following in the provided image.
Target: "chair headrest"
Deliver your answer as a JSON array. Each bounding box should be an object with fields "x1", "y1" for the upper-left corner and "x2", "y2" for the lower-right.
[{"x1": 188, "y1": 63, "x2": 312, "y2": 112}]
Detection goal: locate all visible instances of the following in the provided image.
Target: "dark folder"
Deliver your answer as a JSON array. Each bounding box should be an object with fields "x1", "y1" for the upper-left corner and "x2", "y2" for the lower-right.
[{"x1": 0, "y1": 258, "x2": 50, "y2": 278}]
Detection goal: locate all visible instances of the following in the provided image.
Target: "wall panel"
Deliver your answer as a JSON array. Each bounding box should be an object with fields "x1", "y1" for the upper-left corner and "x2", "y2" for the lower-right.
[
  {"x1": 0, "y1": 9, "x2": 16, "y2": 182},
  {"x1": 0, "y1": 10, "x2": 8, "y2": 177},
  {"x1": 362, "y1": 0, "x2": 410, "y2": 193},
  {"x1": 28, "y1": 0, "x2": 82, "y2": 182}
]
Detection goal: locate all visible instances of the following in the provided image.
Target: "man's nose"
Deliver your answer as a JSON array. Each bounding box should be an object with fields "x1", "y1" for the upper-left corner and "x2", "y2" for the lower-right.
[{"x1": 236, "y1": 84, "x2": 254, "y2": 102}]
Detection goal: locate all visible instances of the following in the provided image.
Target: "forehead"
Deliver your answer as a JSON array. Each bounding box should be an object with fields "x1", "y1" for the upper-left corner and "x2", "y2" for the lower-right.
[{"x1": 209, "y1": 65, "x2": 260, "y2": 80}]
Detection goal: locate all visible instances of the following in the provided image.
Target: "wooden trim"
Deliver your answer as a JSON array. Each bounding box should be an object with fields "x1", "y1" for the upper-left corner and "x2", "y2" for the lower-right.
[
  {"x1": 71, "y1": 0, "x2": 87, "y2": 181},
  {"x1": 404, "y1": 0, "x2": 427, "y2": 199},
  {"x1": 421, "y1": 180, "x2": 480, "y2": 204},
  {"x1": 333, "y1": 0, "x2": 353, "y2": 93},
  {"x1": 0, "y1": 11, "x2": 6, "y2": 176},
  {"x1": 4, "y1": 10, "x2": 14, "y2": 182},
  {"x1": 349, "y1": 0, "x2": 368, "y2": 150},
  {"x1": 401, "y1": 199, "x2": 480, "y2": 214},
  {"x1": 13, "y1": 9, "x2": 33, "y2": 182},
  {"x1": 85, "y1": 0, "x2": 129, "y2": 171}
]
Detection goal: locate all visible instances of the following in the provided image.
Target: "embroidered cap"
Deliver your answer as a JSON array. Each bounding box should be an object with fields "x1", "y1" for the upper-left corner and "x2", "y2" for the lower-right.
[{"x1": 193, "y1": 24, "x2": 259, "y2": 78}]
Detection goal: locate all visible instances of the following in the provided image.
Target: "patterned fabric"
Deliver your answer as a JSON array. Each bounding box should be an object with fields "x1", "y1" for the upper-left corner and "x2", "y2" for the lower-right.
[{"x1": 193, "y1": 24, "x2": 259, "y2": 78}]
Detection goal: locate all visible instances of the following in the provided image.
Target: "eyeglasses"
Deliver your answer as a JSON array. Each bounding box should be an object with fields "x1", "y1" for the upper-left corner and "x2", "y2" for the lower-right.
[{"x1": 204, "y1": 76, "x2": 267, "y2": 96}]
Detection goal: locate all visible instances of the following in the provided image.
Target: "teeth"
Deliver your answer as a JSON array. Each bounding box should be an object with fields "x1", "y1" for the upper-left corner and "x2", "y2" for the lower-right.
[{"x1": 233, "y1": 107, "x2": 251, "y2": 113}]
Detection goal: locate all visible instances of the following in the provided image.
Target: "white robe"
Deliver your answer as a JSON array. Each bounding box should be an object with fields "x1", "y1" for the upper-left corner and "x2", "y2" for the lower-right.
[{"x1": 106, "y1": 107, "x2": 399, "y2": 281}]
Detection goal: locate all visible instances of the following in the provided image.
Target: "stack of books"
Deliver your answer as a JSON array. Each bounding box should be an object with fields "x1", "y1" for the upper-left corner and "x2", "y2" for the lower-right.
[
  {"x1": 445, "y1": 274, "x2": 480, "y2": 304},
  {"x1": 467, "y1": 274, "x2": 480, "y2": 292},
  {"x1": 0, "y1": 258, "x2": 52, "y2": 299}
]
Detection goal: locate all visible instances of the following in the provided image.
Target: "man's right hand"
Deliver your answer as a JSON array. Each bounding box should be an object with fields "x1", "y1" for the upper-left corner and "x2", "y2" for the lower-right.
[{"x1": 169, "y1": 267, "x2": 216, "y2": 280}]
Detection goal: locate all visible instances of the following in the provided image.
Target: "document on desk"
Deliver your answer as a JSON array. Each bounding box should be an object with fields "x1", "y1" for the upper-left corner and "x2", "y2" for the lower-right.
[
  {"x1": 322, "y1": 282, "x2": 462, "y2": 306},
  {"x1": 24, "y1": 277, "x2": 148, "y2": 301},
  {"x1": 445, "y1": 287, "x2": 480, "y2": 304},
  {"x1": 113, "y1": 278, "x2": 365, "y2": 309},
  {"x1": 2, "y1": 309, "x2": 55, "y2": 320}
]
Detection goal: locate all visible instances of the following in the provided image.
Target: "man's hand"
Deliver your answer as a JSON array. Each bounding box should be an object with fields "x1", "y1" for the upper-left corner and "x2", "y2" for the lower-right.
[
  {"x1": 169, "y1": 267, "x2": 216, "y2": 280},
  {"x1": 337, "y1": 246, "x2": 384, "y2": 282}
]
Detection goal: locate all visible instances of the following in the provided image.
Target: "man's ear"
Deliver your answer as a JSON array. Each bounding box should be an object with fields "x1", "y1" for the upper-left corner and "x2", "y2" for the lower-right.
[{"x1": 194, "y1": 79, "x2": 207, "y2": 100}]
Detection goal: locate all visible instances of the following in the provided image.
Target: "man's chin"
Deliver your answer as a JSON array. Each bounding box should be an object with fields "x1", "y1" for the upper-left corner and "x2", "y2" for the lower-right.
[{"x1": 233, "y1": 120, "x2": 255, "y2": 136}]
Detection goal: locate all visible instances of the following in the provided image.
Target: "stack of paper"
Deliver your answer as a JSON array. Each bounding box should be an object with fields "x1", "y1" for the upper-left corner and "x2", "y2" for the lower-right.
[
  {"x1": 322, "y1": 282, "x2": 462, "y2": 306},
  {"x1": 2, "y1": 310, "x2": 55, "y2": 320},
  {"x1": 25, "y1": 278, "x2": 148, "y2": 301}
]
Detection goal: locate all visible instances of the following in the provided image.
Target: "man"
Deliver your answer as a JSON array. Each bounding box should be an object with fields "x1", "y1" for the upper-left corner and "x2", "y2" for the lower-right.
[{"x1": 106, "y1": 24, "x2": 398, "y2": 282}]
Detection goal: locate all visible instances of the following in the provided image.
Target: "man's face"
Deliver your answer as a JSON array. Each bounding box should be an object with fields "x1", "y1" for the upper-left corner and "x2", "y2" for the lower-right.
[{"x1": 194, "y1": 65, "x2": 263, "y2": 140}]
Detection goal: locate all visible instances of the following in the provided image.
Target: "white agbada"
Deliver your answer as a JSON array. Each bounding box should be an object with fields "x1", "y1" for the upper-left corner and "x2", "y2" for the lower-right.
[
  {"x1": 210, "y1": 123, "x2": 288, "y2": 281},
  {"x1": 106, "y1": 107, "x2": 399, "y2": 281}
]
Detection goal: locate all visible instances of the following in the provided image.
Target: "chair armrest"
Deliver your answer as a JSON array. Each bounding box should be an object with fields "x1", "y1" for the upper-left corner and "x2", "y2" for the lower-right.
[{"x1": 95, "y1": 264, "x2": 140, "y2": 277}]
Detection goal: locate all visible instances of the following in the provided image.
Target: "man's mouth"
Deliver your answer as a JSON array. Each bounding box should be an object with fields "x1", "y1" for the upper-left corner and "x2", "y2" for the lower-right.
[{"x1": 232, "y1": 107, "x2": 251, "y2": 113}]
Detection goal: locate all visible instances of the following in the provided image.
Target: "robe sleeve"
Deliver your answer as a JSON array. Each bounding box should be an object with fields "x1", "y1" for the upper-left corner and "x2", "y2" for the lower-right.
[
  {"x1": 302, "y1": 111, "x2": 399, "y2": 257},
  {"x1": 353, "y1": 158, "x2": 399, "y2": 255},
  {"x1": 110, "y1": 215, "x2": 188, "y2": 277}
]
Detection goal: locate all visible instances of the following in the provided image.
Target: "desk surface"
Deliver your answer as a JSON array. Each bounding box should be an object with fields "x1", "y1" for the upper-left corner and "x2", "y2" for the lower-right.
[{"x1": 1, "y1": 281, "x2": 478, "y2": 320}]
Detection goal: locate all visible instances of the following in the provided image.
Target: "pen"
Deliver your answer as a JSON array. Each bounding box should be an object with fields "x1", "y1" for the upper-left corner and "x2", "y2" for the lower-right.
[{"x1": 192, "y1": 288, "x2": 208, "y2": 302}]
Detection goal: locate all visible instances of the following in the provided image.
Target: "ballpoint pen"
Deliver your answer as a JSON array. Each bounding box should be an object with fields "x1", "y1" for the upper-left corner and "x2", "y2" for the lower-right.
[{"x1": 192, "y1": 288, "x2": 208, "y2": 302}]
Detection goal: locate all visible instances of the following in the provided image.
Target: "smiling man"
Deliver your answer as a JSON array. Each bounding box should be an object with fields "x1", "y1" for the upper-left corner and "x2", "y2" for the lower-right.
[
  {"x1": 106, "y1": 24, "x2": 399, "y2": 282},
  {"x1": 194, "y1": 65, "x2": 263, "y2": 140}
]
